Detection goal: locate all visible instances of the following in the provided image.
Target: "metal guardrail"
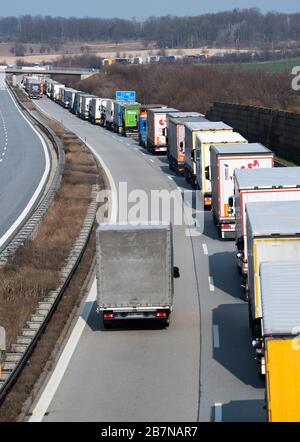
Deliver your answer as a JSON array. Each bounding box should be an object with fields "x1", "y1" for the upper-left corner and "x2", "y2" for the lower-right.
[{"x1": 0, "y1": 85, "x2": 98, "y2": 402}]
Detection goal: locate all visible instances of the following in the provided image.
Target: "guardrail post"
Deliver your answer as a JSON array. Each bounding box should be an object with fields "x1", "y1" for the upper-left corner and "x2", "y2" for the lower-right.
[{"x1": 0, "y1": 326, "x2": 5, "y2": 377}]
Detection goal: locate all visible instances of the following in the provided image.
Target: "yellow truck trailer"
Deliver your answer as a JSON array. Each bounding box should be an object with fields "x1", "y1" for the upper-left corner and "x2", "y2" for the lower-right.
[{"x1": 260, "y1": 261, "x2": 300, "y2": 422}]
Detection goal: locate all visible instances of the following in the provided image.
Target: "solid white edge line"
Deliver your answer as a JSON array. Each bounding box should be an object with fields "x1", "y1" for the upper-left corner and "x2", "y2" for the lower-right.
[
  {"x1": 0, "y1": 83, "x2": 50, "y2": 249},
  {"x1": 213, "y1": 325, "x2": 220, "y2": 349},
  {"x1": 214, "y1": 403, "x2": 222, "y2": 422},
  {"x1": 28, "y1": 100, "x2": 118, "y2": 422}
]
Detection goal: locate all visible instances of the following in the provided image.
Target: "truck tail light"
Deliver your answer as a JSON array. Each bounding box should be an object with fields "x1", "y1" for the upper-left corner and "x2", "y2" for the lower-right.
[
  {"x1": 155, "y1": 311, "x2": 167, "y2": 318},
  {"x1": 103, "y1": 311, "x2": 115, "y2": 319}
]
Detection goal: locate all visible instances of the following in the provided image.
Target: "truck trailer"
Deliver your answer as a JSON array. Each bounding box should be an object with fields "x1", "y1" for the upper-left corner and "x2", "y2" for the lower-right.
[
  {"x1": 138, "y1": 104, "x2": 165, "y2": 147},
  {"x1": 80, "y1": 95, "x2": 96, "y2": 120},
  {"x1": 96, "y1": 223, "x2": 179, "y2": 328},
  {"x1": 210, "y1": 143, "x2": 273, "y2": 239},
  {"x1": 105, "y1": 99, "x2": 116, "y2": 130},
  {"x1": 246, "y1": 201, "x2": 300, "y2": 345},
  {"x1": 234, "y1": 167, "x2": 300, "y2": 278},
  {"x1": 167, "y1": 115, "x2": 207, "y2": 175},
  {"x1": 89, "y1": 97, "x2": 107, "y2": 125},
  {"x1": 260, "y1": 261, "x2": 300, "y2": 420},
  {"x1": 184, "y1": 122, "x2": 233, "y2": 190},
  {"x1": 63, "y1": 88, "x2": 77, "y2": 109},
  {"x1": 113, "y1": 102, "x2": 140, "y2": 136},
  {"x1": 146, "y1": 108, "x2": 179, "y2": 154},
  {"x1": 195, "y1": 131, "x2": 247, "y2": 207}
]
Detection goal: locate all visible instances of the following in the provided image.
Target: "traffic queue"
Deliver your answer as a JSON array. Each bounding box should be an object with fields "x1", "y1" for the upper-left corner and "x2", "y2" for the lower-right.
[{"x1": 24, "y1": 75, "x2": 300, "y2": 422}]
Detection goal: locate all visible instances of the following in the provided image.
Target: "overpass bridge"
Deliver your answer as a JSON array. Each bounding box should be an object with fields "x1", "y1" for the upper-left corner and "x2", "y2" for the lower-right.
[{"x1": 0, "y1": 66, "x2": 99, "y2": 80}]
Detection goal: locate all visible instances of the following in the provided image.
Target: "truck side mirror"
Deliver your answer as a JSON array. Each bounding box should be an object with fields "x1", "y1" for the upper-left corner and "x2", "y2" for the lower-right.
[
  {"x1": 191, "y1": 150, "x2": 195, "y2": 162},
  {"x1": 162, "y1": 128, "x2": 166, "y2": 136},
  {"x1": 180, "y1": 141, "x2": 184, "y2": 151},
  {"x1": 173, "y1": 266, "x2": 180, "y2": 279},
  {"x1": 205, "y1": 166, "x2": 211, "y2": 181},
  {"x1": 228, "y1": 196, "x2": 234, "y2": 208}
]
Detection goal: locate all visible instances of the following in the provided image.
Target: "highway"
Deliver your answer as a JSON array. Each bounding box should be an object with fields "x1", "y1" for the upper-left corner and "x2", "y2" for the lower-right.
[
  {"x1": 0, "y1": 75, "x2": 50, "y2": 251},
  {"x1": 28, "y1": 96, "x2": 265, "y2": 422}
]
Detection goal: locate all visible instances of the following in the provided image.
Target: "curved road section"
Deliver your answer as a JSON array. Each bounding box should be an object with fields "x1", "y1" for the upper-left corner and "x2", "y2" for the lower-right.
[{"x1": 0, "y1": 75, "x2": 50, "y2": 252}]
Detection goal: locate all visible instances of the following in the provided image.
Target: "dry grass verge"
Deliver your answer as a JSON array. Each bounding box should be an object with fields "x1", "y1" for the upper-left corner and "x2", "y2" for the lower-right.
[{"x1": 0, "y1": 86, "x2": 100, "y2": 355}]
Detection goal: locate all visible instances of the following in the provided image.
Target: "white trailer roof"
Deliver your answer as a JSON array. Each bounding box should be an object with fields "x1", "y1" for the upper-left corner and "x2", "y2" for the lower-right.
[
  {"x1": 246, "y1": 201, "x2": 300, "y2": 236},
  {"x1": 196, "y1": 131, "x2": 247, "y2": 144},
  {"x1": 148, "y1": 108, "x2": 179, "y2": 114},
  {"x1": 211, "y1": 143, "x2": 271, "y2": 155},
  {"x1": 235, "y1": 167, "x2": 300, "y2": 189},
  {"x1": 169, "y1": 116, "x2": 207, "y2": 125},
  {"x1": 185, "y1": 121, "x2": 233, "y2": 132},
  {"x1": 261, "y1": 261, "x2": 300, "y2": 335},
  {"x1": 168, "y1": 112, "x2": 204, "y2": 118}
]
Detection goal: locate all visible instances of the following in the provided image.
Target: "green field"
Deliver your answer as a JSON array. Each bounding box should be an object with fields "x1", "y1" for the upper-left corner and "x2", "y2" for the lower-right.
[{"x1": 212, "y1": 58, "x2": 300, "y2": 73}]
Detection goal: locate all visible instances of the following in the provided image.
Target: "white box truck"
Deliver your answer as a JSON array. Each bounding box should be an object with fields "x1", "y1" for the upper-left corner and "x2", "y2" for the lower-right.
[
  {"x1": 80, "y1": 95, "x2": 96, "y2": 120},
  {"x1": 195, "y1": 131, "x2": 247, "y2": 207},
  {"x1": 96, "y1": 223, "x2": 179, "y2": 329},
  {"x1": 89, "y1": 97, "x2": 102, "y2": 124},
  {"x1": 167, "y1": 115, "x2": 207, "y2": 175},
  {"x1": 105, "y1": 99, "x2": 115, "y2": 130},
  {"x1": 146, "y1": 108, "x2": 179, "y2": 154},
  {"x1": 210, "y1": 143, "x2": 273, "y2": 239},
  {"x1": 259, "y1": 261, "x2": 300, "y2": 418},
  {"x1": 235, "y1": 167, "x2": 300, "y2": 278},
  {"x1": 246, "y1": 201, "x2": 300, "y2": 341},
  {"x1": 184, "y1": 122, "x2": 233, "y2": 190}
]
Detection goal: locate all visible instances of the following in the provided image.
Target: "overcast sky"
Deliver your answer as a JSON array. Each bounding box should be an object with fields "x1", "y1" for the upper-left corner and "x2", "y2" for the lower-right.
[{"x1": 1, "y1": 0, "x2": 300, "y2": 17}]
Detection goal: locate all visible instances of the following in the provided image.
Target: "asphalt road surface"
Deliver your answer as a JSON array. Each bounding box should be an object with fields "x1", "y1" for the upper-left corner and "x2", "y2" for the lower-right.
[
  {"x1": 0, "y1": 75, "x2": 49, "y2": 251},
  {"x1": 29, "y1": 96, "x2": 265, "y2": 422}
]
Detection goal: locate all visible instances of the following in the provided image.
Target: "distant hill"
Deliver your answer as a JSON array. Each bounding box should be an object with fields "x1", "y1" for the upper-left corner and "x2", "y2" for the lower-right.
[{"x1": 0, "y1": 9, "x2": 300, "y2": 50}]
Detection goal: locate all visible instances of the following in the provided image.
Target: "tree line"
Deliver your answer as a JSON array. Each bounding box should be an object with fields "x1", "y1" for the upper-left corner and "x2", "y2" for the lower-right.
[{"x1": 1, "y1": 9, "x2": 300, "y2": 49}]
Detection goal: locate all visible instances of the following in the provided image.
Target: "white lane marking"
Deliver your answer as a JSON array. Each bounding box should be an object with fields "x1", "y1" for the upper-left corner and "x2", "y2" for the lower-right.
[
  {"x1": 202, "y1": 243, "x2": 208, "y2": 255},
  {"x1": 149, "y1": 159, "x2": 154, "y2": 163},
  {"x1": 167, "y1": 175, "x2": 173, "y2": 181},
  {"x1": 126, "y1": 143, "x2": 130, "y2": 146},
  {"x1": 29, "y1": 279, "x2": 98, "y2": 422},
  {"x1": 214, "y1": 403, "x2": 222, "y2": 422},
  {"x1": 213, "y1": 325, "x2": 220, "y2": 348},
  {"x1": 0, "y1": 85, "x2": 51, "y2": 249},
  {"x1": 208, "y1": 276, "x2": 215, "y2": 292}
]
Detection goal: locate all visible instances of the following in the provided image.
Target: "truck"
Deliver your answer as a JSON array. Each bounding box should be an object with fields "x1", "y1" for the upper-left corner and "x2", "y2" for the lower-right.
[
  {"x1": 184, "y1": 122, "x2": 233, "y2": 190},
  {"x1": 105, "y1": 99, "x2": 116, "y2": 130},
  {"x1": 96, "y1": 223, "x2": 179, "y2": 328},
  {"x1": 50, "y1": 82, "x2": 64, "y2": 102},
  {"x1": 246, "y1": 201, "x2": 300, "y2": 346},
  {"x1": 259, "y1": 261, "x2": 300, "y2": 421},
  {"x1": 167, "y1": 115, "x2": 207, "y2": 175},
  {"x1": 58, "y1": 85, "x2": 65, "y2": 105},
  {"x1": 234, "y1": 167, "x2": 300, "y2": 279},
  {"x1": 72, "y1": 92, "x2": 87, "y2": 116},
  {"x1": 146, "y1": 108, "x2": 180, "y2": 154},
  {"x1": 113, "y1": 102, "x2": 140, "y2": 136},
  {"x1": 80, "y1": 95, "x2": 96, "y2": 120},
  {"x1": 195, "y1": 131, "x2": 248, "y2": 207},
  {"x1": 210, "y1": 143, "x2": 273, "y2": 239},
  {"x1": 26, "y1": 80, "x2": 42, "y2": 99},
  {"x1": 62, "y1": 88, "x2": 76, "y2": 109},
  {"x1": 89, "y1": 97, "x2": 105, "y2": 125},
  {"x1": 138, "y1": 104, "x2": 165, "y2": 147}
]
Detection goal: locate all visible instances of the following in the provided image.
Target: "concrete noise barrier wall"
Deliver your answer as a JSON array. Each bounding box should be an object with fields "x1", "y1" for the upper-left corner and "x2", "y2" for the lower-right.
[{"x1": 207, "y1": 102, "x2": 300, "y2": 164}]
